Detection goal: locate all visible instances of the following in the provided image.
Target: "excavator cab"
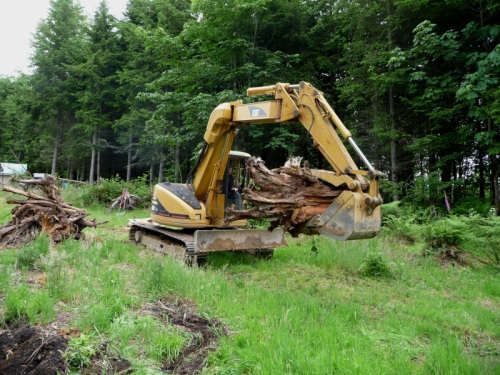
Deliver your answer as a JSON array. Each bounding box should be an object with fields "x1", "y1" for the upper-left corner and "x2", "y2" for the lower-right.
[{"x1": 224, "y1": 151, "x2": 249, "y2": 209}]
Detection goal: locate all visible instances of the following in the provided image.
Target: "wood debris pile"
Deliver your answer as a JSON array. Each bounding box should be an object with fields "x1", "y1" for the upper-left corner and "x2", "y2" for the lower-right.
[
  {"x1": 0, "y1": 175, "x2": 98, "y2": 248},
  {"x1": 225, "y1": 157, "x2": 341, "y2": 236}
]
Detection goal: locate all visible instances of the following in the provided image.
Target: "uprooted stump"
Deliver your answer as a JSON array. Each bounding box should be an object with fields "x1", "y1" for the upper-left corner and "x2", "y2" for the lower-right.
[
  {"x1": 225, "y1": 157, "x2": 341, "y2": 236},
  {"x1": 0, "y1": 175, "x2": 99, "y2": 248},
  {"x1": 108, "y1": 189, "x2": 143, "y2": 212}
]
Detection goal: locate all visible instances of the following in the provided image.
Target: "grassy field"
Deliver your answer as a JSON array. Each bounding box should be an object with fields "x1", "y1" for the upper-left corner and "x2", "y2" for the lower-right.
[{"x1": 0, "y1": 191, "x2": 499, "y2": 374}]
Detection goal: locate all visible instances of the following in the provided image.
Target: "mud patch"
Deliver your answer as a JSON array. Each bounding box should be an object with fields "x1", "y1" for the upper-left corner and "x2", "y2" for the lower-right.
[
  {"x1": 141, "y1": 298, "x2": 227, "y2": 374},
  {"x1": 0, "y1": 323, "x2": 68, "y2": 375}
]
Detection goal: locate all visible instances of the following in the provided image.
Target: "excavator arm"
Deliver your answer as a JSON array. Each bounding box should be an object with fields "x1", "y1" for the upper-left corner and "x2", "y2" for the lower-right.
[{"x1": 191, "y1": 81, "x2": 382, "y2": 239}]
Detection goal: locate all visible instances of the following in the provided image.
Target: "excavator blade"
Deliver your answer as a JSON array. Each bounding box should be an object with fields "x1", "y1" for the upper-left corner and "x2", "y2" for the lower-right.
[
  {"x1": 194, "y1": 228, "x2": 286, "y2": 252},
  {"x1": 306, "y1": 191, "x2": 381, "y2": 240}
]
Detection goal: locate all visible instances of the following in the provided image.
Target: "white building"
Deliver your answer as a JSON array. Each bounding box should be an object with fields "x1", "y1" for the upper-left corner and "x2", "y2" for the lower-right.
[{"x1": 0, "y1": 163, "x2": 28, "y2": 184}]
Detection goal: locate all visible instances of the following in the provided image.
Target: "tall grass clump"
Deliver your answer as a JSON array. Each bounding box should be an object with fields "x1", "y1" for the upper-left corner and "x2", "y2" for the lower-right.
[
  {"x1": 139, "y1": 256, "x2": 195, "y2": 298},
  {"x1": 2, "y1": 285, "x2": 55, "y2": 324},
  {"x1": 110, "y1": 313, "x2": 189, "y2": 365},
  {"x1": 16, "y1": 233, "x2": 50, "y2": 269}
]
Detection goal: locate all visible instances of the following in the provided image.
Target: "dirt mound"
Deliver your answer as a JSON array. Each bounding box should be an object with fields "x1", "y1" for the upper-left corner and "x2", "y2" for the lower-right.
[{"x1": 0, "y1": 323, "x2": 68, "y2": 375}]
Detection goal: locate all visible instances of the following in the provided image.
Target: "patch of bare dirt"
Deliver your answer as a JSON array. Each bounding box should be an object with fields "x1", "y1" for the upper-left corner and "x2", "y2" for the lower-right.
[
  {"x1": 141, "y1": 298, "x2": 228, "y2": 375},
  {"x1": 0, "y1": 323, "x2": 68, "y2": 375}
]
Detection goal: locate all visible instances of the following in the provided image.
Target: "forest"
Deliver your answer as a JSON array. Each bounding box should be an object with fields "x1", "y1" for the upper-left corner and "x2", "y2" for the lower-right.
[{"x1": 0, "y1": 0, "x2": 499, "y2": 214}]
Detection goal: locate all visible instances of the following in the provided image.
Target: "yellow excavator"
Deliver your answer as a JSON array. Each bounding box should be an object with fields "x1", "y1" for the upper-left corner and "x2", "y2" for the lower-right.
[{"x1": 129, "y1": 81, "x2": 382, "y2": 263}]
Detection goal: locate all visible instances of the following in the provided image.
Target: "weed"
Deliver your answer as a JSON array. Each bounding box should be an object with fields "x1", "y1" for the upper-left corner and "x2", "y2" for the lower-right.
[
  {"x1": 383, "y1": 215, "x2": 419, "y2": 244},
  {"x1": 359, "y1": 252, "x2": 393, "y2": 278},
  {"x1": 245, "y1": 218, "x2": 271, "y2": 229},
  {"x1": 63, "y1": 333, "x2": 98, "y2": 368}
]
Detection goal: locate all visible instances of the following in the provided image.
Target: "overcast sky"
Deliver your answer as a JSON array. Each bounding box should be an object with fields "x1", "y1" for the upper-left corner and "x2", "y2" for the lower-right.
[{"x1": 0, "y1": 0, "x2": 129, "y2": 77}]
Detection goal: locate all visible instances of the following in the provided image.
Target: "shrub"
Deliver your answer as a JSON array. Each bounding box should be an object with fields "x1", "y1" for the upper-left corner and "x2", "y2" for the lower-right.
[
  {"x1": 383, "y1": 214, "x2": 419, "y2": 244},
  {"x1": 422, "y1": 217, "x2": 468, "y2": 262},
  {"x1": 382, "y1": 203, "x2": 430, "y2": 244},
  {"x1": 452, "y1": 196, "x2": 492, "y2": 216},
  {"x1": 381, "y1": 200, "x2": 401, "y2": 218},
  {"x1": 67, "y1": 175, "x2": 151, "y2": 207},
  {"x1": 359, "y1": 252, "x2": 392, "y2": 278}
]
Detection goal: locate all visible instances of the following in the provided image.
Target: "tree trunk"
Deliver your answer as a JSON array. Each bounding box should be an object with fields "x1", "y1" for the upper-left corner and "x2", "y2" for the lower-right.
[
  {"x1": 373, "y1": 93, "x2": 380, "y2": 170},
  {"x1": 126, "y1": 134, "x2": 133, "y2": 183},
  {"x1": 149, "y1": 161, "x2": 154, "y2": 189},
  {"x1": 492, "y1": 155, "x2": 500, "y2": 216},
  {"x1": 386, "y1": 0, "x2": 398, "y2": 201},
  {"x1": 479, "y1": 147, "x2": 485, "y2": 199},
  {"x1": 158, "y1": 152, "x2": 164, "y2": 183},
  {"x1": 51, "y1": 110, "x2": 63, "y2": 176},
  {"x1": 175, "y1": 143, "x2": 181, "y2": 182},
  {"x1": 96, "y1": 125, "x2": 101, "y2": 181},
  {"x1": 175, "y1": 112, "x2": 182, "y2": 182},
  {"x1": 224, "y1": 157, "x2": 342, "y2": 236},
  {"x1": 89, "y1": 128, "x2": 97, "y2": 184}
]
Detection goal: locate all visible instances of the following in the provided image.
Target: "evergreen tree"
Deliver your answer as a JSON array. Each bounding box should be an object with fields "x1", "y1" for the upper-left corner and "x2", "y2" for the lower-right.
[
  {"x1": 30, "y1": 0, "x2": 89, "y2": 176},
  {"x1": 74, "y1": 1, "x2": 123, "y2": 183}
]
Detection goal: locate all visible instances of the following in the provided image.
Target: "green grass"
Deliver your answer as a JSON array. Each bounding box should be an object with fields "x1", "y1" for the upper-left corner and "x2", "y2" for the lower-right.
[{"x1": 0, "y1": 191, "x2": 498, "y2": 373}]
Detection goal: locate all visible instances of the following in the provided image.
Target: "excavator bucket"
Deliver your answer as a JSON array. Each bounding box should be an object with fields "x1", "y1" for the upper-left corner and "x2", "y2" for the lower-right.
[{"x1": 306, "y1": 191, "x2": 381, "y2": 240}]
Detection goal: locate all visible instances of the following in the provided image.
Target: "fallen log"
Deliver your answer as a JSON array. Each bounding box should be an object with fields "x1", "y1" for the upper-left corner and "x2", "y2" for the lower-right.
[
  {"x1": 224, "y1": 157, "x2": 341, "y2": 236},
  {"x1": 0, "y1": 174, "x2": 100, "y2": 248}
]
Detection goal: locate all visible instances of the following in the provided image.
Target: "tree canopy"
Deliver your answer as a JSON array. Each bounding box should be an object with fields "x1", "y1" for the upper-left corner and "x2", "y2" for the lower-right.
[{"x1": 0, "y1": 0, "x2": 498, "y2": 214}]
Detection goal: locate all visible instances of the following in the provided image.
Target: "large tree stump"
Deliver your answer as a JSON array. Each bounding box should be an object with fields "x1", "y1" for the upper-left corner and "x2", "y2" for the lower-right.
[
  {"x1": 0, "y1": 175, "x2": 99, "y2": 248},
  {"x1": 108, "y1": 189, "x2": 143, "y2": 212},
  {"x1": 224, "y1": 157, "x2": 341, "y2": 236}
]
